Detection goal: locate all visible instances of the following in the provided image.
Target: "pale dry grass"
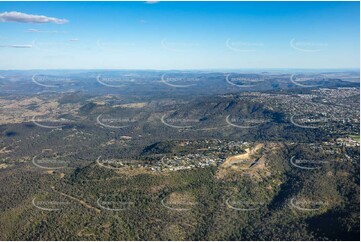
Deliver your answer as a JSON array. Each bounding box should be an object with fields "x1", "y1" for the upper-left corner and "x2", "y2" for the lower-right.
[
  {"x1": 216, "y1": 143, "x2": 278, "y2": 181},
  {"x1": 113, "y1": 102, "x2": 147, "y2": 108}
]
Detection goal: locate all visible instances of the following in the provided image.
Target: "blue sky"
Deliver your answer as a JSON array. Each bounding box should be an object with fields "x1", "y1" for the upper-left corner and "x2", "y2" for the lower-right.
[{"x1": 0, "y1": 1, "x2": 359, "y2": 70}]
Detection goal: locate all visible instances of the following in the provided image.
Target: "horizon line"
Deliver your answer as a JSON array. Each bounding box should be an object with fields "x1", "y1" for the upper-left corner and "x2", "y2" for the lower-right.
[{"x1": 0, "y1": 68, "x2": 360, "y2": 72}]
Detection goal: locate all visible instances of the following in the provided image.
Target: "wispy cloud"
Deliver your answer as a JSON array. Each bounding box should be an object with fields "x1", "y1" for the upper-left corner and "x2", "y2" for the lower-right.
[
  {"x1": 69, "y1": 38, "x2": 79, "y2": 42},
  {"x1": 0, "y1": 11, "x2": 68, "y2": 24},
  {"x1": 0, "y1": 44, "x2": 32, "y2": 48},
  {"x1": 145, "y1": 1, "x2": 159, "y2": 4}
]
